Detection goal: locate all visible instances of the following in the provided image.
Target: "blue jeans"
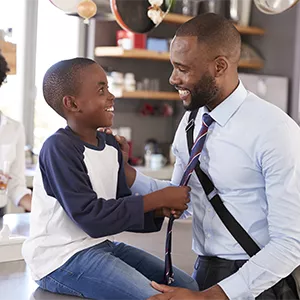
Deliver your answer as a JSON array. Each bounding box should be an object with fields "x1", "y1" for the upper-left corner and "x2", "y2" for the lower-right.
[{"x1": 36, "y1": 240, "x2": 198, "y2": 300}]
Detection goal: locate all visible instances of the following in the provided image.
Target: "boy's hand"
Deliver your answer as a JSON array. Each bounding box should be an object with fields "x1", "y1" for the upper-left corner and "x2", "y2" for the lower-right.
[
  {"x1": 161, "y1": 186, "x2": 191, "y2": 211},
  {"x1": 162, "y1": 208, "x2": 184, "y2": 219}
]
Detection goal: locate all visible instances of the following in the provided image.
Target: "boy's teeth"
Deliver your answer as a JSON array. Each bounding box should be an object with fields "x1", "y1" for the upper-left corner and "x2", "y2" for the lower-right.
[{"x1": 105, "y1": 107, "x2": 114, "y2": 112}]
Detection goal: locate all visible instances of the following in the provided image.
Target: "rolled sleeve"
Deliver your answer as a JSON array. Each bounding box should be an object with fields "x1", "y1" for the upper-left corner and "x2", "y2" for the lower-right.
[
  {"x1": 131, "y1": 169, "x2": 170, "y2": 195},
  {"x1": 219, "y1": 272, "x2": 254, "y2": 300}
]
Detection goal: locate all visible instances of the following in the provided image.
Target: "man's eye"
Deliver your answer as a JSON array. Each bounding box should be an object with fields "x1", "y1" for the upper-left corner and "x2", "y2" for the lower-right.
[
  {"x1": 178, "y1": 68, "x2": 186, "y2": 73},
  {"x1": 98, "y1": 88, "x2": 104, "y2": 94}
]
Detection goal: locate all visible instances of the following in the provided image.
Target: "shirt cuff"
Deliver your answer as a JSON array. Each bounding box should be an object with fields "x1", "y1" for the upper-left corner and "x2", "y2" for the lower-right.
[
  {"x1": 218, "y1": 272, "x2": 254, "y2": 300},
  {"x1": 10, "y1": 188, "x2": 32, "y2": 206},
  {"x1": 131, "y1": 170, "x2": 152, "y2": 196}
]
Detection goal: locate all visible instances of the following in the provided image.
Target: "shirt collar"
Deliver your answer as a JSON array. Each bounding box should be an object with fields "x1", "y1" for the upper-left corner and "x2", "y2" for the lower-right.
[{"x1": 204, "y1": 80, "x2": 248, "y2": 127}]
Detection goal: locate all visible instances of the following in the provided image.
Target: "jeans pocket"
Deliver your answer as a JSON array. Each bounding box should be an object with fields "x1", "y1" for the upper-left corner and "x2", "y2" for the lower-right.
[{"x1": 43, "y1": 275, "x2": 84, "y2": 297}]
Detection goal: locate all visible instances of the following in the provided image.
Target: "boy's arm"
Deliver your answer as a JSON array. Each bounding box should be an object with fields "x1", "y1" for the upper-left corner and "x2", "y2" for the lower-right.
[{"x1": 40, "y1": 135, "x2": 189, "y2": 238}]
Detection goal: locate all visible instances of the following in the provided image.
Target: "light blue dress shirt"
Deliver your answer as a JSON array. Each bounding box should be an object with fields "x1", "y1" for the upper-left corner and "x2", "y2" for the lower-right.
[{"x1": 131, "y1": 81, "x2": 300, "y2": 299}]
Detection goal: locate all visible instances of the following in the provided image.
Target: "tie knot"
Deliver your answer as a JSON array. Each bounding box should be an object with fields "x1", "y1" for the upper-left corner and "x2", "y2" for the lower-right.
[{"x1": 202, "y1": 113, "x2": 214, "y2": 127}]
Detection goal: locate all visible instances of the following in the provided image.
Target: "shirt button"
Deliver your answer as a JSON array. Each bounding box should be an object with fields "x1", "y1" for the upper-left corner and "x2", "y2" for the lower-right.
[
  {"x1": 135, "y1": 193, "x2": 140, "y2": 196},
  {"x1": 207, "y1": 208, "x2": 212, "y2": 212},
  {"x1": 206, "y1": 233, "x2": 211, "y2": 238}
]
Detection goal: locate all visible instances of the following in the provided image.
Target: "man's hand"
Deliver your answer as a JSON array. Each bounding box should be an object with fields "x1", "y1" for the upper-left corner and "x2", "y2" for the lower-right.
[
  {"x1": 148, "y1": 282, "x2": 229, "y2": 300},
  {"x1": 115, "y1": 135, "x2": 130, "y2": 164},
  {"x1": 98, "y1": 128, "x2": 130, "y2": 164},
  {"x1": 148, "y1": 282, "x2": 200, "y2": 300}
]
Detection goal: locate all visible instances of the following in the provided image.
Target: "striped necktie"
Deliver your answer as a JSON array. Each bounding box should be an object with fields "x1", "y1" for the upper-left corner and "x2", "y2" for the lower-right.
[{"x1": 164, "y1": 113, "x2": 214, "y2": 285}]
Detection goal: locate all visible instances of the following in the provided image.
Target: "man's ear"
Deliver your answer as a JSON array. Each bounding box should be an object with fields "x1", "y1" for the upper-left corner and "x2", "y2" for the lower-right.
[
  {"x1": 62, "y1": 95, "x2": 80, "y2": 112},
  {"x1": 214, "y1": 56, "x2": 228, "y2": 77}
]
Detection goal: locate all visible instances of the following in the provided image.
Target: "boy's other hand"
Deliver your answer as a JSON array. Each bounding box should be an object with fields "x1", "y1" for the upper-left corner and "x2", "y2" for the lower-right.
[{"x1": 162, "y1": 208, "x2": 184, "y2": 219}]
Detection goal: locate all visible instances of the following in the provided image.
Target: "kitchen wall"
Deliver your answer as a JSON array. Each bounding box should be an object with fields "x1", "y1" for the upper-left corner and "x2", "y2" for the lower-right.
[
  {"x1": 91, "y1": 3, "x2": 300, "y2": 159},
  {"x1": 93, "y1": 21, "x2": 179, "y2": 157},
  {"x1": 246, "y1": 4, "x2": 300, "y2": 122}
]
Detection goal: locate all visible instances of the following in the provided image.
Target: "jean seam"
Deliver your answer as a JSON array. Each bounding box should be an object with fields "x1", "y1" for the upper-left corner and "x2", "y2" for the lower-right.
[{"x1": 47, "y1": 275, "x2": 84, "y2": 297}]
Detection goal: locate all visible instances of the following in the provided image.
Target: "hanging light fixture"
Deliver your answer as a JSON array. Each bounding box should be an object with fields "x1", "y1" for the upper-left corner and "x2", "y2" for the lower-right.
[
  {"x1": 77, "y1": 0, "x2": 98, "y2": 24},
  {"x1": 49, "y1": 0, "x2": 97, "y2": 24},
  {"x1": 254, "y1": 0, "x2": 299, "y2": 14}
]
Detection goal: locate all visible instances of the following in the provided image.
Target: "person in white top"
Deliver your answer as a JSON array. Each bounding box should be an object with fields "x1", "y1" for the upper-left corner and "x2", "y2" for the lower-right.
[{"x1": 0, "y1": 52, "x2": 32, "y2": 215}]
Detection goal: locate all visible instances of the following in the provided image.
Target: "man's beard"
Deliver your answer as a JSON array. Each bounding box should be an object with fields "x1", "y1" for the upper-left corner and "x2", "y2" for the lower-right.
[{"x1": 184, "y1": 73, "x2": 219, "y2": 111}]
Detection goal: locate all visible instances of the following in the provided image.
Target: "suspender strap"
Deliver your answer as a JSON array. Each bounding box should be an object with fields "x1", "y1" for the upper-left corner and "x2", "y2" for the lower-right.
[{"x1": 186, "y1": 109, "x2": 260, "y2": 257}]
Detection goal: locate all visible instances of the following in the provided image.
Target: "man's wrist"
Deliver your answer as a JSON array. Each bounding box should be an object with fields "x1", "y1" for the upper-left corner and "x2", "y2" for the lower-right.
[{"x1": 204, "y1": 284, "x2": 229, "y2": 300}]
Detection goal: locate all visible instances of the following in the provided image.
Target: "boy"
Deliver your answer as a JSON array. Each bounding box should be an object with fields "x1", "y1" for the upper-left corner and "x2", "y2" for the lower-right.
[{"x1": 22, "y1": 58, "x2": 198, "y2": 300}]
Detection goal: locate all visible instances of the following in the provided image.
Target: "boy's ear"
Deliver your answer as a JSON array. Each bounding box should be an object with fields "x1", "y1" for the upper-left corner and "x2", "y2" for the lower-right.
[{"x1": 62, "y1": 95, "x2": 81, "y2": 112}]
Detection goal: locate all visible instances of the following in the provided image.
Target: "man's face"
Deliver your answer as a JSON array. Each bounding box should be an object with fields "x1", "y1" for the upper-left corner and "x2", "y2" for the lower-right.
[
  {"x1": 169, "y1": 36, "x2": 220, "y2": 111},
  {"x1": 74, "y1": 64, "x2": 115, "y2": 129}
]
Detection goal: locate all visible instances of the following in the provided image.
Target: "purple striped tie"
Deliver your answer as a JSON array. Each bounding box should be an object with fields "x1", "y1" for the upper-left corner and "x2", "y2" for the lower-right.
[{"x1": 164, "y1": 113, "x2": 214, "y2": 285}]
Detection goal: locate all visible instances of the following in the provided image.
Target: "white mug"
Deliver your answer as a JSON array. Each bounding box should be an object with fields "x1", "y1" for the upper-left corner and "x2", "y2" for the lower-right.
[{"x1": 150, "y1": 154, "x2": 167, "y2": 170}]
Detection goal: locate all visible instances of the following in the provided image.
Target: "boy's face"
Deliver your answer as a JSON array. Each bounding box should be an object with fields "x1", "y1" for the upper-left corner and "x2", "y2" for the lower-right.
[{"x1": 75, "y1": 63, "x2": 115, "y2": 128}]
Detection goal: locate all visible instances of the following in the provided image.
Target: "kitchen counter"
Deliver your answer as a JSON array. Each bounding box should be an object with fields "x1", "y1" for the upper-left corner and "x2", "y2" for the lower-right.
[
  {"x1": 0, "y1": 213, "x2": 196, "y2": 300},
  {"x1": 0, "y1": 214, "x2": 85, "y2": 300},
  {"x1": 134, "y1": 165, "x2": 174, "y2": 180}
]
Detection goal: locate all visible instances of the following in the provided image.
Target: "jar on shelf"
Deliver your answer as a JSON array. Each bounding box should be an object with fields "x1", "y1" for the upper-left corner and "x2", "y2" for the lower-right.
[
  {"x1": 124, "y1": 73, "x2": 136, "y2": 92},
  {"x1": 110, "y1": 71, "x2": 124, "y2": 97}
]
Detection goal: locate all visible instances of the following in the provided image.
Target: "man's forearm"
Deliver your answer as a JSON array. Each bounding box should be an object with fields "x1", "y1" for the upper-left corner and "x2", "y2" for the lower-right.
[{"x1": 124, "y1": 163, "x2": 137, "y2": 188}]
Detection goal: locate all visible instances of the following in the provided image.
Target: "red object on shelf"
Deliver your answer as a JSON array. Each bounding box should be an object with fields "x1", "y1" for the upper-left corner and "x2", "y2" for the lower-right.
[{"x1": 117, "y1": 30, "x2": 146, "y2": 49}]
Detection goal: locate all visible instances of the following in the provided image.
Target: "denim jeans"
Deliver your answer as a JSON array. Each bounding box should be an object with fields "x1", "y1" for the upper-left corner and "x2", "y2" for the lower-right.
[{"x1": 36, "y1": 240, "x2": 198, "y2": 300}]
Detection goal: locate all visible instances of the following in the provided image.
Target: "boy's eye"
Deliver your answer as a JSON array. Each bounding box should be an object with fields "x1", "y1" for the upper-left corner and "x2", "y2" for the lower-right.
[{"x1": 98, "y1": 87, "x2": 105, "y2": 94}]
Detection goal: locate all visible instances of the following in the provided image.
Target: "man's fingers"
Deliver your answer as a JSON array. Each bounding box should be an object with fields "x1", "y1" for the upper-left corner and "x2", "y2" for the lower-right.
[
  {"x1": 151, "y1": 281, "x2": 174, "y2": 293},
  {"x1": 98, "y1": 127, "x2": 113, "y2": 135},
  {"x1": 147, "y1": 294, "x2": 172, "y2": 300}
]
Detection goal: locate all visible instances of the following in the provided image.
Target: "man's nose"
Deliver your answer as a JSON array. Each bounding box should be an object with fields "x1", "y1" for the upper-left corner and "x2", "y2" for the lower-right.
[{"x1": 169, "y1": 69, "x2": 180, "y2": 86}]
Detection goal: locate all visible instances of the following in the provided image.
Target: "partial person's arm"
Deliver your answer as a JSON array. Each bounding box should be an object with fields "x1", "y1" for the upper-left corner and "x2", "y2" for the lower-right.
[
  {"x1": 218, "y1": 121, "x2": 300, "y2": 299},
  {"x1": 7, "y1": 123, "x2": 31, "y2": 210}
]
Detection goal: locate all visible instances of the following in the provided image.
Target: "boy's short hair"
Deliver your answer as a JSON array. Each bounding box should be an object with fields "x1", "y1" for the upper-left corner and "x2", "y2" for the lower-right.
[
  {"x1": 43, "y1": 57, "x2": 96, "y2": 118},
  {"x1": 0, "y1": 52, "x2": 10, "y2": 87}
]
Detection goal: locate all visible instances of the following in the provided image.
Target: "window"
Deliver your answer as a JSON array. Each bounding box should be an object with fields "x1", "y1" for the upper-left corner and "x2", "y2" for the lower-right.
[
  {"x1": 0, "y1": 0, "x2": 24, "y2": 121},
  {"x1": 33, "y1": 0, "x2": 83, "y2": 151}
]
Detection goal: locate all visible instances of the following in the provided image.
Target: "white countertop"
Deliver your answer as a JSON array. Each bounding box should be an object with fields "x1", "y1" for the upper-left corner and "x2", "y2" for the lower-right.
[
  {"x1": 134, "y1": 165, "x2": 174, "y2": 180},
  {"x1": 25, "y1": 165, "x2": 174, "y2": 188}
]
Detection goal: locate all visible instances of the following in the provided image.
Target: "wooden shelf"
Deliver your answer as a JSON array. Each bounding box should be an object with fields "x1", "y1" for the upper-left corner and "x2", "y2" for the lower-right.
[
  {"x1": 163, "y1": 13, "x2": 265, "y2": 35},
  {"x1": 95, "y1": 47, "x2": 170, "y2": 61},
  {"x1": 119, "y1": 91, "x2": 179, "y2": 101},
  {"x1": 95, "y1": 47, "x2": 263, "y2": 70},
  {"x1": 0, "y1": 40, "x2": 16, "y2": 75}
]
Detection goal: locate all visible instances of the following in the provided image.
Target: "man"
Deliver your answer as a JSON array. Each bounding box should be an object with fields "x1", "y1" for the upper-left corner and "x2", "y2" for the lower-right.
[{"x1": 118, "y1": 13, "x2": 300, "y2": 299}]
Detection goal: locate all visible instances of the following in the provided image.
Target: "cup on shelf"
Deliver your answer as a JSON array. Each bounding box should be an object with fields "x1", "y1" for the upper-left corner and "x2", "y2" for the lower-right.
[{"x1": 150, "y1": 154, "x2": 167, "y2": 170}]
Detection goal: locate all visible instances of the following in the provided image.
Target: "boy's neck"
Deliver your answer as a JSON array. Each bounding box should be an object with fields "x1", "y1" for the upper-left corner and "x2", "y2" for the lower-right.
[{"x1": 67, "y1": 123, "x2": 98, "y2": 147}]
